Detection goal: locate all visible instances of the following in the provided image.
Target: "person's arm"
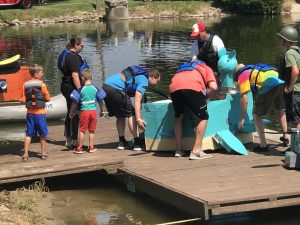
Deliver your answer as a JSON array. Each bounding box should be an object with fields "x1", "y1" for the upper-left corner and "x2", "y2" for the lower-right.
[
  {"x1": 287, "y1": 65, "x2": 299, "y2": 93},
  {"x1": 72, "y1": 72, "x2": 81, "y2": 90},
  {"x1": 42, "y1": 83, "x2": 51, "y2": 102},
  {"x1": 134, "y1": 91, "x2": 146, "y2": 130},
  {"x1": 238, "y1": 92, "x2": 248, "y2": 130},
  {"x1": 98, "y1": 101, "x2": 104, "y2": 117},
  {"x1": 191, "y1": 41, "x2": 198, "y2": 62}
]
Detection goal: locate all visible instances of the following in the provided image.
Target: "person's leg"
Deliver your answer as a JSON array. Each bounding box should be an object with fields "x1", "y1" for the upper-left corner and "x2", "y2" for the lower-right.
[
  {"x1": 192, "y1": 119, "x2": 208, "y2": 153},
  {"x1": 116, "y1": 117, "x2": 126, "y2": 137},
  {"x1": 253, "y1": 113, "x2": 267, "y2": 147},
  {"x1": 128, "y1": 116, "x2": 138, "y2": 138},
  {"x1": 78, "y1": 131, "x2": 85, "y2": 148},
  {"x1": 40, "y1": 137, "x2": 47, "y2": 159},
  {"x1": 89, "y1": 131, "x2": 95, "y2": 148},
  {"x1": 71, "y1": 114, "x2": 79, "y2": 146},
  {"x1": 61, "y1": 87, "x2": 73, "y2": 146},
  {"x1": 174, "y1": 115, "x2": 184, "y2": 150},
  {"x1": 23, "y1": 136, "x2": 31, "y2": 160},
  {"x1": 278, "y1": 110, "x2": 289, "y2": 145}
]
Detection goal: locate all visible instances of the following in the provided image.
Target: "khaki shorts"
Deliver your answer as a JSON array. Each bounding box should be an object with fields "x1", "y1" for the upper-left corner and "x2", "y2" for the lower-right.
[{"x1": 253, "y1": 84, "x2": 285, "y2": 116}]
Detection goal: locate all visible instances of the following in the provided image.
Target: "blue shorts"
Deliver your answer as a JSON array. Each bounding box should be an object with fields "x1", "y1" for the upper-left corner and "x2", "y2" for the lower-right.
[{"x1": 25, "y1": 114, "x2": 48, "y2": 137}]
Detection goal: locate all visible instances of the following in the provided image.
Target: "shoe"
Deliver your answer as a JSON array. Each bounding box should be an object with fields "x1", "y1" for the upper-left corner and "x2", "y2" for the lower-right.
[
  {"x1": 280, "y1": 136, "x2": 289, "y2": 147},
  {"x1": 189, "y1": 151, "x2": 212, "y2": 160},
  {"x1": 88, "y1": 146, "x2": 97, "y2": 153},
  {"x1": 117, "y1": 140, "x2": 128, "y2": 150},
  {"x1": 73, "y1": 146, "x2": 84, "y2": 154},
  {"x1": 133, "y1": 144, "x2": 142, "y2": 151},
  {"x1": 175, "y1": 149, "x2": 185, "y2": 157},
  {"x1": 253, "y1": 145, "x2": 269, "y2": 152}
]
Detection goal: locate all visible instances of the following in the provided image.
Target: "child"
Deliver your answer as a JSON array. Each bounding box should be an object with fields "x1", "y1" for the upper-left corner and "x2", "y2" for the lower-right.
[
  {"x1": 22, "y1": 64, "x2": 51, "y2": 162},
  {"x1": 69, "y1": 69, "x2": 105, "y2": 154}
]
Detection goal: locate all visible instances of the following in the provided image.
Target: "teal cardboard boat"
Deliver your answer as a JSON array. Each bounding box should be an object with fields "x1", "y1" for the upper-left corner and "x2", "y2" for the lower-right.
[{"x1": 142, "y1": 92, "x2": 268, "y2": 155}]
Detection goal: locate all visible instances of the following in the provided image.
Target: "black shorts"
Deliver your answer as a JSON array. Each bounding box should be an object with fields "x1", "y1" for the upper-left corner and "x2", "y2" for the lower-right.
[
  {"x1": 102, "y1": 84, "x2": 135, "y2": 118},
  {"x1": 170, "y1": 89, "x2": 208, "y2": 121},
  {"x1": 285, "y1": 91, "x2": 300, "y2": 123},
  {"x1": 253, "y1": 84, "x2": 285, "y2": 116}
]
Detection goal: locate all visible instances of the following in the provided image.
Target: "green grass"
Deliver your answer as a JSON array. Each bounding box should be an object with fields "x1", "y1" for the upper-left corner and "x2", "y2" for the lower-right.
[{"x1": 0, "y1": 0, "x2": 212, "y2": 22}]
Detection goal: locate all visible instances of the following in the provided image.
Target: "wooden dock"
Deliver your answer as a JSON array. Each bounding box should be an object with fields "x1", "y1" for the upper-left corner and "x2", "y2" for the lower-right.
[{"x1": 1, "y1": 119, "x2": 300, "y2": 220}]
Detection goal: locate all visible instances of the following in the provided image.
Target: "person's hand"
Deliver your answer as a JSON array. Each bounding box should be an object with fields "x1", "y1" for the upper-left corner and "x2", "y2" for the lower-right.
[
  {"x1": 99, "y1": 110, "x2": 105, "y2": 117},
  {"x1": 69, "y1": 111, "x2": 74, "y2": 119},
  {"x1": 238, "y1": 118, "x2": 245, "y2": 131},
  {"x1": 285, "y1": 86, "x2": 293, "y2": 93},
  {"x1": 136, "y1": 118, "x2": 147, "y2": 131},
  {"x1": 191, "y1": 57, "x2": 197, "y2": 62}
]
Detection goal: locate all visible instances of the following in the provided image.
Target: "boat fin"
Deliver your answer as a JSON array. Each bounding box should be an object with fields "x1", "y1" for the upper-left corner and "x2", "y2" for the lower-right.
[{"x1": 213, "y1": 130, "x2": 248, "y2": 155}]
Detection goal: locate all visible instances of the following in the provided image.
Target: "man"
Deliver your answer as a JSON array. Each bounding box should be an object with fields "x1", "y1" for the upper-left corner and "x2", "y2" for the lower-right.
[
  {"x1": 191, "y1": 22, "x2": 225, "y2": 74},
  {"x1": 169, "y1": 60, "x2": 218, "y2": 160},
  {"x1": 236, "y1": 63, "x2": 288, "y2": 152},
  {"x1": 103, "y1": 66, "x2": 161, "y2": 151},
  {"x1": 277, "y1": 26, "x2": 300, "y2": 130}
]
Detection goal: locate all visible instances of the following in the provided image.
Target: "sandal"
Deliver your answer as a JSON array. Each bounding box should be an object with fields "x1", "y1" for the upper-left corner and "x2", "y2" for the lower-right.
[
  {"x1": 41, "y1": 154, "x2": 48, "y2": 160},
  {"x1": 22, "y1": 155, "x2": 29, "y2": 162}
]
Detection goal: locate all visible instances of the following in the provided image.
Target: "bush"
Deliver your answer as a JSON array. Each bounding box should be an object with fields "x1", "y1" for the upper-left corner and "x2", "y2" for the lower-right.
[{"x1": 215, "y1": 0, "x2": 283, "y2": 14}]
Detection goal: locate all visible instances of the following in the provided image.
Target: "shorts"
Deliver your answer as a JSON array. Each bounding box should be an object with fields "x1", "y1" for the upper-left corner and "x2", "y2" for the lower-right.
[
  {"x1": 170, "y1": 89, "x2": 208, "y2": 122},
  {"x1": 25, "y1": 114, "x2": 48, "y2": 137},
  {"x1": 285, "y1": 91, "x2": 300, "y2": 123},
  {"x1": 102, "y1": 84, "x2": 134, "y2": 118},
  {"x1": 253, "y1": 84, "x2": 284, "y2": 116},
  {"x1": 79, "y1": 110, "x2": 97, "y2": 132}
]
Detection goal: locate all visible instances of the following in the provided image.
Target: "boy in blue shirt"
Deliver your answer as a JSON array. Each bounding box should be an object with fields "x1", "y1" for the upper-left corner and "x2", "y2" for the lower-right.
[{"x1": 69, "y1": 69, "x2": 104, "y2": 154}]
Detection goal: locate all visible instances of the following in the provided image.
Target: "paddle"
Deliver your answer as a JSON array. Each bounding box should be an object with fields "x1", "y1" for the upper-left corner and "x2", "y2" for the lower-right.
[{"x1": 146, "y1": 87, "x2": 170, "y2": 99}]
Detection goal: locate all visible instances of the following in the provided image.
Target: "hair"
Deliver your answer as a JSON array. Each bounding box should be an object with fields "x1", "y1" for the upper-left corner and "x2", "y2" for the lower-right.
[
  {"x1": 29, "y1": 64, "x2": 43, "y2": 77},
  {"x1": 67, "y1": 37, "x2": 82, "y2": 49},
  {"x1": 148, "y1": 68, "x2": 161, "y2": 79},
  {"x1": 81, "y1": 68, "x2": 92, "y2": 81}
]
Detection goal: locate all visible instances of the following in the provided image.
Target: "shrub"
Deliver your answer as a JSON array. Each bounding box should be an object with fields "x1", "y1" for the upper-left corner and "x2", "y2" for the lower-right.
[{"x1": 214, "y1": 0, "x2": 283, "y2": 14}]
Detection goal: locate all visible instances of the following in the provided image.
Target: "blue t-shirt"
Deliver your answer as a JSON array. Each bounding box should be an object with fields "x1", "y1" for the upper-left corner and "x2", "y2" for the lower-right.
[
  {"x1": 79, "y1": 84, "x2": 98, "y2": 110},
  {"x1": 104, "y1": 73, "x2": 148, "y2": 95}
]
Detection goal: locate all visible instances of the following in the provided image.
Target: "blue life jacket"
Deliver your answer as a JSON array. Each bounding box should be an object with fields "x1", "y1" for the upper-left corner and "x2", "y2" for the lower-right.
[
  {"x1": 24, "y1": 80, "x2": 46, "y2": 109},
  {"x1": 57, "y1": 49, "x2": 89, "y2": 75},
  {"x1": 236, "y1": 64, "x2": 277, "y2": 94},
  {"x1": 176, "y1": 60, "x2": 208, "y2": 89},
  {"x1": 70, "y1": 86, "x2": 106, "y2": 104},
  {"x1": 121, "y1": 65, "x2": 149, "y2": 97}
]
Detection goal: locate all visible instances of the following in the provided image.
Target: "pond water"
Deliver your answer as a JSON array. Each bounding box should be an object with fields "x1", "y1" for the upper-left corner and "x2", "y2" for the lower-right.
[{"x1": 1, "y1": 15, "x2": 300, "y2": 224}]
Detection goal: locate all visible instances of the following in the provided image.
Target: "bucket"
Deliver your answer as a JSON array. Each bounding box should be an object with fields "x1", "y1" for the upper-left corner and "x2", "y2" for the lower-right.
[{"x1": 291, "y1": 128, "x2": 300, "y2": 154}]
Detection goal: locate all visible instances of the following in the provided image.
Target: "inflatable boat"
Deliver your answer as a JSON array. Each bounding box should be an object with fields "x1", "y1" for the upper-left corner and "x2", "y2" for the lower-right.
[{"x1": 0, "y1": 55, "x2": 67, "y2": 123}]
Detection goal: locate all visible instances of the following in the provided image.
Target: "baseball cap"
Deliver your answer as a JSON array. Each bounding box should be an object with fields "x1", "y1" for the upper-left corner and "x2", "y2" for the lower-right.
[{"x1": 191, "y1": 23, "x2": 206, "y2": 37}]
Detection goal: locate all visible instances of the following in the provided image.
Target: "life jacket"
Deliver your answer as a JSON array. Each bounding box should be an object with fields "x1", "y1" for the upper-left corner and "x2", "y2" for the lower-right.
[
  {"x1": 176, "y1": 60, "x2": 208, "y2": 89},
  {"x1": 236, "y1": 64, "x2": 277, "y2": 94},
  {"x1": 57, "y1": 49, "x2": 89, "y2": 75},
  {"x1": 197, "y1": 34, "x2": 218, "y2": 72},
  {"x1": 120, "y1": 65, "x2": 149, "y2": 97},
  {"x1": 70, "y1": 85, "x2": 106, "y2": 104},
  {"x1": 24, "y1": 80, "x2": 46, "y2": 109}
]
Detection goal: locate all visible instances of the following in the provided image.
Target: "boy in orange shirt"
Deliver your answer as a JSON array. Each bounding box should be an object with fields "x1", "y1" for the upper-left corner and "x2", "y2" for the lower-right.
[{"x1": 21, "y1": 64, "x2": 51, "y2": 162}]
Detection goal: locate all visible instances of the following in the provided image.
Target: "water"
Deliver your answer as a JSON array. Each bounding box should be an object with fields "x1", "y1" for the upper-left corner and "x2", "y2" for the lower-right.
[{"x1": 1, "y1": 16, "x2": 300, "y2": 224}]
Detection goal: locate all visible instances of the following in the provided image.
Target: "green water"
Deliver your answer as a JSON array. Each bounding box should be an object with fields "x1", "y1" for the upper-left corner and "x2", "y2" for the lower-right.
[{"x1": 1, "y1": 15, "x2": 300, "y2": 224}]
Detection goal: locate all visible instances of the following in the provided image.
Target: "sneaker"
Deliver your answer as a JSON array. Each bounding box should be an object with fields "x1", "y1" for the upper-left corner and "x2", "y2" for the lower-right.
[
  {"x1": 133, "y1": 144, "x2": 142, "y2": 151},
  {"x1": 280, "y1": 136, "x2": 289, "y2": 147},
  {"x1": 175, "y1": 149, "x2": 185, "y2": 157},
  {"x1": 88, "y1": 146, "x2": 97, "y2": 153},
  {"x1": 189, "y1": 151, "x2": 212, "y2": 160},
  {"x1": 253, "y1": 145, "x2": 269, "y2": 152},
  {"x1": 73, "y1": 146, "x2": 84, "y2": 154},
  {"x1": 117, "y1": 140, "x2": 128, "y2": 150}
]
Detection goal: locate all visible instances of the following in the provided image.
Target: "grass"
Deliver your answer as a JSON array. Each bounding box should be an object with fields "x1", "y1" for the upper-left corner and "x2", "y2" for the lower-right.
[{"x1": 0, "y1": 0, "x2": 213, "y2": 22}]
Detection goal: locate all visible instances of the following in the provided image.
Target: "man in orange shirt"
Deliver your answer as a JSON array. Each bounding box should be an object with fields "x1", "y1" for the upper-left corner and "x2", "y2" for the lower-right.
[
  {"x1": 169, "y1": 60, "x2": 218, "y2": 160},
  {"x1": 21, "y1": 64, "x2": 51, "y2": 162}
]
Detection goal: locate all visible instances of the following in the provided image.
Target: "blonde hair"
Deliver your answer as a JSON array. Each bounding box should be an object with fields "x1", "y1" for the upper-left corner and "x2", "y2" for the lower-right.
[
  {"x1": 148, "y1": 68, "x2": 161, "y2": 79},
  {"x1": 29, "y1": 64, "x2": 43, "y2": 77},
  {"x1": 81, "y1": 68, "x2": 93, "y2": 81}
]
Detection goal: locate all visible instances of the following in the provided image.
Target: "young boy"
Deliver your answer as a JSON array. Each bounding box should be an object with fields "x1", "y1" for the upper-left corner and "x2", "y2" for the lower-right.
[
  {"x1": 22, "y1": 64, "x2": 51, "y2": 162},
  {"x1": 69, "y1": 69, "x2": 105, "y2": 154}
]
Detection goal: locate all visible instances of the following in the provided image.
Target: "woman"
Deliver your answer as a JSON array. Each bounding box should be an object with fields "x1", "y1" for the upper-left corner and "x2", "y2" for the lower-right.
[{"x1": 60, "y1": 37, "x2": 87, "y2": 149}]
